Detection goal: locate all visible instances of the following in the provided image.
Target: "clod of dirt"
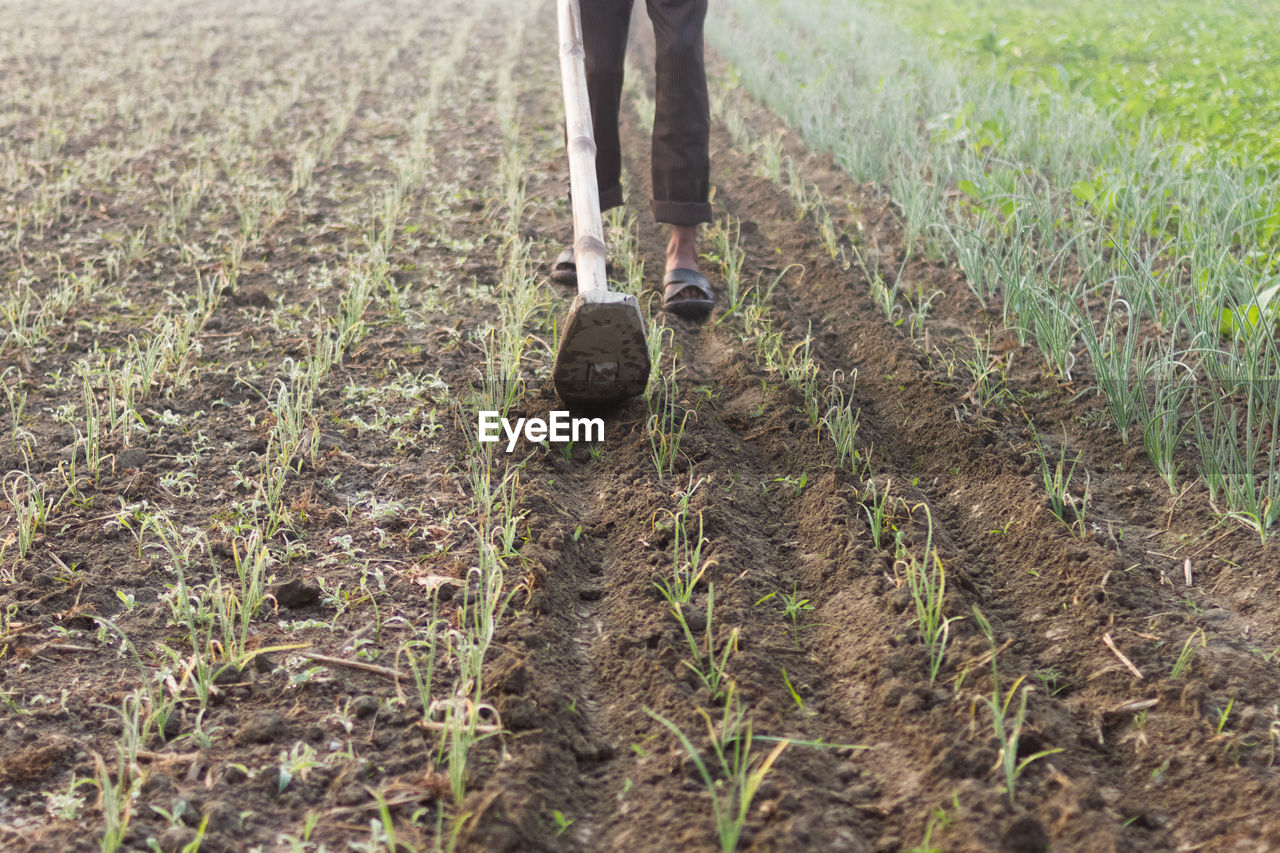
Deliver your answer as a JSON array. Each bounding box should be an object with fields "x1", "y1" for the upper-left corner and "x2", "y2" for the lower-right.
[
  {"x1": 495, "y1": 662, "x2": 530, "y2": 695},
  {"x1": 117, "y1": 447, "x2": 148, "y2": 470},
  {"x1": 336, "y1": 783, "x2": 368, "y2": 806},
  {"x1": 201, "y1": 800, "x2": 241, "y2": 834},
  {"x1": 0, "y1": 739, "x2": 69, "y2": 785},
  {"x1": 273, "y1": 579, "x2": 321, "y2": 609},
  {"x1": 351, "y1": 695, "x2": 379, "y2": 718},
  {"x1": 161, "y1": 712, "x2": 183, "y2": 740},
  {"x1": 1002, "y1": 815, "x2": 1049, "y2": 853},
  {"x1": 677, "y1": 602, "x2": 707, "y2": 632},
  {"x1": 881, "y1": 680, "x2": 909, "y2": 708},
  {"x1": 141, "y1": 772, "x2": 176, "y2": 799},
  {"x1": 221, "y1": 765, "x2": 248, "y2": 786},
  {"x1": 213, "y1": 665, "x2": 242, "y2": 685},
  {"x1": 231, "y1": 286, "x2": 273, "y2": 308},
  {"x1": 157, "y1": 826, "x2": 197, "y2": 853},
  {"x1": 500, "y1": 697, "x2": 537, "y2": 731},
  {"x1": 886, "y1": 586, "x2": 912, "y2": 613},
  {"x1": 175, "y1": 793, "x2": 205, "y2": 826},
  {"x1": 236, "y1": 711, "x2": 288, "y2": 745}
]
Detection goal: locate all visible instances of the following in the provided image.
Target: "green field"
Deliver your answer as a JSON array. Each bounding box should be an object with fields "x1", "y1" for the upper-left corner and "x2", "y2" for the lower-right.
[{"x1": 869, "y1": 0, "x2": 1280, "y2": 169}]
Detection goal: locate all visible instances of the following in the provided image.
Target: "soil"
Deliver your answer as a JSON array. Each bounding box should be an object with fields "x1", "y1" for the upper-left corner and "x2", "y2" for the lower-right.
[{"x1": 2, "y1": 0, "x2": 1279, "y2": 851}]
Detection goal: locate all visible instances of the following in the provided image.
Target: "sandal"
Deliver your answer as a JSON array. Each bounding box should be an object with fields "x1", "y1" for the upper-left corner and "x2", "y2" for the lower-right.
[
  {"x1": 662, "y1": 268, "x2": 715, "y2": 320},
  {"x1": 548, "y1": 247, "x2": 617, "y2": 287}
]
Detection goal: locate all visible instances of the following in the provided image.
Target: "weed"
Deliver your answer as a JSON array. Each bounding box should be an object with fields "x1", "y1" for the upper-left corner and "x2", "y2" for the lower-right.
[
  {"x1": 764, "y1": 472, "x2": 808, "y2": 496},
  {"x1": 754, "y1": 583, "x2": 814, "y2": 649}
]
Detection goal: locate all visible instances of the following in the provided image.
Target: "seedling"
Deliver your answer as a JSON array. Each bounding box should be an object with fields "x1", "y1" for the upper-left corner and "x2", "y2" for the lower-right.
[
  {"x1": 971, "y1": 607, "x2": 1063, "y2": 803},
  {"x1": 704, "y1": 217, "x2": 746, "y2": 313},
  {"x1": 780, "y1": 667, "x2": 807, "y2": 713},
  {"x1": 898, "y1": 506, "x2": 957, "y2": 685},
  {"x1": 653, "y1": 483, "x2": 714, "y2": 605},
  {"x1": 648, "y1": 364, "x2": 692, "y2": 480},
  {"x1": 820, "y1": 373, "x2": 865, "y2": 474},
  {"x1": 1171, "y1": 629, "x2": 1206, "y2": 680},
  {"x1": 1027, "y1": 425, "x2": 1088, "y2": 535},
  {"x1": 2, "y1": 472, "x2": 49, "y2": 560},
  {"x1": 959, "y1": 332, "x2": 1010, "y2": 408},
  {"x1": 551, "y1": 810, "x2": 574, "y2": 836},
  {"x1": 663, "y1": 583, "x2": 738, "y2": 702},
  {"x1": 646, "y1": 684, "x2": 789, "y2": 852},
  {"x1": 860, "y1": 477, "x2": 894, "y2": 549}
]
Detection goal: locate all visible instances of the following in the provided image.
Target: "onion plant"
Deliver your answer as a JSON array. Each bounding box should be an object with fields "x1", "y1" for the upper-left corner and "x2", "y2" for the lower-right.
[{"x1": 646, "y1": 683, "x2": 789, "y2": 852}]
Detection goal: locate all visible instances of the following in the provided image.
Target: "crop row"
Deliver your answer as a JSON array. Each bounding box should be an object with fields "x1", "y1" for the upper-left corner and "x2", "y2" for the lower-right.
[{"x1": 712, "y1": 0, "x2": 1280, "y2": 539}]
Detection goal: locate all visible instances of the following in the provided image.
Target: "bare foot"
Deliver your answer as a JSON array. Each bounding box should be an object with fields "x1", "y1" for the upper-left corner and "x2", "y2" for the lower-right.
[{"x1": 666, "y1": 224, "x2": 699, "y2": 274}]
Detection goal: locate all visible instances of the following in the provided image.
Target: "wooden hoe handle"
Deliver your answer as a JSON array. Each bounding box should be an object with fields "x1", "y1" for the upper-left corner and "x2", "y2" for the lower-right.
[{"x1": 557, "y1": 0, "x2": 609, "y2": 296}]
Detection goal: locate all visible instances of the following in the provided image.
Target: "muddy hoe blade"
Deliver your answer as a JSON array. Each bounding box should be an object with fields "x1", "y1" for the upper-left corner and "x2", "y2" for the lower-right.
[{"x1": 551, "y1": 0, "x2": 650, "y2": 407}]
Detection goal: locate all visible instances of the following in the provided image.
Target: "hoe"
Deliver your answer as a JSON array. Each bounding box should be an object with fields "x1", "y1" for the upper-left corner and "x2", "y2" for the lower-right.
[{"x1": 551, "y1": 0, "x2": 650, "y2": 407}]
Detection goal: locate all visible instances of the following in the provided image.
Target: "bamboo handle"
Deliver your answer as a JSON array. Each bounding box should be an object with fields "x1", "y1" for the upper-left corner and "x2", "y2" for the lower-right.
[{"x1": 557, "y1": 0, "x2": 609, "y2": 295}]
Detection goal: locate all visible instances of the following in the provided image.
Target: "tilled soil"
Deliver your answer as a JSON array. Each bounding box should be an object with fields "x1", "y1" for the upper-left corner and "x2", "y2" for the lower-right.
[{"x1": 2, "y1": 0, "x2": 1279, "y2": 851}]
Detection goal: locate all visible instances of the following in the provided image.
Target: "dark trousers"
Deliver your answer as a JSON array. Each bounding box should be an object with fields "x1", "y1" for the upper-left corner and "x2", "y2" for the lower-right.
[{"x1": 581, "y1": 0, "x2": 712, "y2": 226}]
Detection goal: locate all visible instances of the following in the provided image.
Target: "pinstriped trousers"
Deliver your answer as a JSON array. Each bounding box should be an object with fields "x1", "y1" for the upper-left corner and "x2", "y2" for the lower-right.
[{"x1": 581, "y1": 0, "x2": 713, "y2": 226}]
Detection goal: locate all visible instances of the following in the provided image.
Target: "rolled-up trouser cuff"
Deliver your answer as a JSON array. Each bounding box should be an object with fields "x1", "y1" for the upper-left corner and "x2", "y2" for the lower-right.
[
  {"x1": 599, "y1": 183, "x2": 624, "y2": 213},
  {"x1": 652, "y1": 199, "x2": 713, "y2": 226}
]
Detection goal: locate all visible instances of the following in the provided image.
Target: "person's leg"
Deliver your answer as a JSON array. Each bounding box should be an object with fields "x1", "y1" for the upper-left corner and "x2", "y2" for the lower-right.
[
  {"x1": 581, "y1": 0, "x2": 636, "y2": 214},
  {"x1": 550, "y1": 0, "x2": 634, "y2": 285},
  {"x1": 646, "y1": 0, "x2": 711, "y2": 275}
]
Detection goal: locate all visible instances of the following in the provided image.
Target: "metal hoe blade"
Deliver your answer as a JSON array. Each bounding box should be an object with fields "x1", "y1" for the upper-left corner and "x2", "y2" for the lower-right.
[{"x1": 552, "y1": 290, "x2": 649, "y2": 406}]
